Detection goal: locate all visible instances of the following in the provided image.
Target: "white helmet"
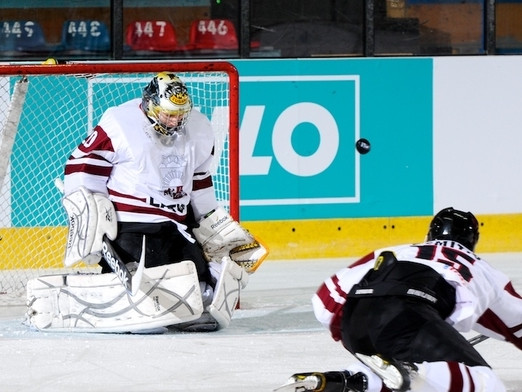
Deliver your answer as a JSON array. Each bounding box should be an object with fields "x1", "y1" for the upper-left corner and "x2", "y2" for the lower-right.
[{"x1": 142, "y1": 72, "x2": 193, "y2": 136}]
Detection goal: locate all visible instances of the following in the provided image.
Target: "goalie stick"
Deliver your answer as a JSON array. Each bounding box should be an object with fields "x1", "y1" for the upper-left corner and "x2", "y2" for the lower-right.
[
  {"x1": 54, "y1": 178, "x2": 145, "y2": 295},
  {"x1": 102, "y1": 231, "x2": 145, "y2": 296},
  {"x1": 101, "y1": 234, "x2": 146, "y2": 296},
  {"x1": 0, "y1": 76, "x2": 29, "y2": 192}
]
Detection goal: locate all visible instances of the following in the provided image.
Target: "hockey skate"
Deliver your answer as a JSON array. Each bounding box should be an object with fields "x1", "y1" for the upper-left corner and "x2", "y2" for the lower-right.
[
  {"x1": 170, "y1": 311, "x2": 219, "y2": 332},
  {"x1": 273, "y1": 370, "x2": 367, "y2": 392},
  {"x1": 355, "y1": 353, "x2": 417, "y2": 392}
]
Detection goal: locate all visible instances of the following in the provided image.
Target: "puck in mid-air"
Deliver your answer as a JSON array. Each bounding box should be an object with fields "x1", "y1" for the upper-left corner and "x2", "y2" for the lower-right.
[{"x1": 356, "y1": 138, "x2": 371, "y2": 154}]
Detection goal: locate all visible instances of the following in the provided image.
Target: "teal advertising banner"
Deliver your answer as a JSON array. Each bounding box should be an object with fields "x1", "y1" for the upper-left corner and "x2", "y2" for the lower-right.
[
  {"x1": 8, "y1": 58, "x2": 433, "y2": 226},
  {"x1": 231, "y1": 58, "x2": 433, "y2": 221}
]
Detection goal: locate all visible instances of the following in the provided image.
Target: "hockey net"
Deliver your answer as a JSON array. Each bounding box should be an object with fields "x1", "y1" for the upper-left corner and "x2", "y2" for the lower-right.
[{"x1": 0, "y1": 61, "x2": 239, "y2": 304}]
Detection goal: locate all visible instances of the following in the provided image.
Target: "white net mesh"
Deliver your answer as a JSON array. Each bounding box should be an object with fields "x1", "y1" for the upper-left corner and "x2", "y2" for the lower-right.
[{"x1": 0, "y1": 63, "x2": 238, "y2": 304}]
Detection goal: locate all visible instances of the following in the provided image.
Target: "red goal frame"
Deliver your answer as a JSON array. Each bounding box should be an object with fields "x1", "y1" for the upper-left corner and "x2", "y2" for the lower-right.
[{"x1": 0, "y1": 61, "x2": 240, "y2": 220}]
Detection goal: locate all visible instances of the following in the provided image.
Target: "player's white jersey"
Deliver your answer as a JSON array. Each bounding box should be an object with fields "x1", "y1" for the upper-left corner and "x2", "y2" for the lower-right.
[
  {"x1": 64, "y1": 98, "x2": 218, "y2": 224},
  {"x1": 313, "y1": 240, "x2": 522, "y2": 350}
]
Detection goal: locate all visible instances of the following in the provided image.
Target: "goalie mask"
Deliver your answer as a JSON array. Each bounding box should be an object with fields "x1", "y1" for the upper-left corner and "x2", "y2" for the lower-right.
[
  {"x1": 426, "y1": 207, "x2": 480, "y2": 251},
  {"x1": 142, "y1": 72, "x2": 193, "y2": 136}
]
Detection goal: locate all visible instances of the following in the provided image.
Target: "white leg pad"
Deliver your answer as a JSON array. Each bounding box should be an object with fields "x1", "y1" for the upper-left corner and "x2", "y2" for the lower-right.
[
  {"x1": 208, "y1": 257, "x2": 249, "y2": 329},
  {"x1": 26, "y1": 261, "x2": 203, "y2": 333}
]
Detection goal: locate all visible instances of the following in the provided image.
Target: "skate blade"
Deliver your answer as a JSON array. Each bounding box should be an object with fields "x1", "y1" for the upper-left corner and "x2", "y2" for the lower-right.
[
  {"x1": 273, "y1": 373, "x2": 322, "y2": 392},
  {"x1": 355, "y1": 353, "x2": 408, "y2": 391}
]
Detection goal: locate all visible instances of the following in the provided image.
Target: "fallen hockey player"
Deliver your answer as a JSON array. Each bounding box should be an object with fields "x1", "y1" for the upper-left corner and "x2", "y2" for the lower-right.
[
  {"x1": 26, "y1": 72, "x2": 268, "y2": 333},
  {"x1": 274, "y1": 207, "x2": 522, "y2": 391}
]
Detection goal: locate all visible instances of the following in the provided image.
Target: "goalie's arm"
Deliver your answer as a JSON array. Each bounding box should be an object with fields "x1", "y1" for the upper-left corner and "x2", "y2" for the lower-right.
[{"x1": 192, "y1": 207, "x2": 268, "y2": 274}]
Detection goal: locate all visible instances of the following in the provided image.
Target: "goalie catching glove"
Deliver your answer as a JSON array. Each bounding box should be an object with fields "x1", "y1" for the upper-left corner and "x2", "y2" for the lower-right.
[{"x1": 193, "y1": 207, "x2": 268, "y2": 273}]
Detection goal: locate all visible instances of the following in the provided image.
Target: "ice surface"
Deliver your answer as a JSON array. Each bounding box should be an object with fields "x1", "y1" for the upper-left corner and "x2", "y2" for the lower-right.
[{"x1": 1, "y1": 255, "x2": 521, "y2": 391}]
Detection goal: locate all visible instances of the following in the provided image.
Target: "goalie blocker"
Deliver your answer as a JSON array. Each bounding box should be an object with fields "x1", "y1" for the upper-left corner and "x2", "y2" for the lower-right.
[
  {"x1": 61, "y1": 185, "x2": 117, "y2": 267},
  {"x1": 193, "y1": 206, "x2": 269, "y2": 273}
]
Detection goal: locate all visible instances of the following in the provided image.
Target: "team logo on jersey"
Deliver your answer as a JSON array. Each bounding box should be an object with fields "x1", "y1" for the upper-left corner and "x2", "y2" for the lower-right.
[
  {"x1": 164, "y1": 186, "x2": 186, "y2": 199},
  {"x1": 160, "y1": 154, "x2": 187, "y2": 199}
]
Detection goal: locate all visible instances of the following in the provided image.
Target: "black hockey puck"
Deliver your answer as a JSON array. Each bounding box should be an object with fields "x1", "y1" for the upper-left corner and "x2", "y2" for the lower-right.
[{"x1": 356, "y1": 138, "x2": 371, "y2": 154}]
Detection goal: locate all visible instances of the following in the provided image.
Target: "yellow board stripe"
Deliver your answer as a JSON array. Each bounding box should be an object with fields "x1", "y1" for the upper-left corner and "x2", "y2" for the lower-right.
[
  {"x1": 243, "y1": 213, "x2": 522, "y2": 260},
  {"x1": 2, "y1": 213, "x2": 521, "y2": 269},
  {"x1": 0, "y1": 227, "x2": 66, "y2": 269}
]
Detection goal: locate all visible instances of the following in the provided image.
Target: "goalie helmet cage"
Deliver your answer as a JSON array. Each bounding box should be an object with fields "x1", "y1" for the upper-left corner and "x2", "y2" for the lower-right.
[{"x1": 0, "y1": 61, "x2": 239, "y2": 303}]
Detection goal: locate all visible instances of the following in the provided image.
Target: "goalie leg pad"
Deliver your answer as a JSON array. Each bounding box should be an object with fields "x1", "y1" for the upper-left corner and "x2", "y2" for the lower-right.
[
  {"x1": 62, "y1": 186, "x2": 117, "y2": 267},
  {"x1": 26, "y1": 261, "x2": 203, "y2": 333},
  {"x1": 207, "y1": 257, "x2": 249, "y2": 329}
]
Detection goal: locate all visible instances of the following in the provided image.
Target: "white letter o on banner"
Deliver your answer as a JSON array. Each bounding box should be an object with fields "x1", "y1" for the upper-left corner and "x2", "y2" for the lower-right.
[{"x1": 272, "y1": 102, "x2": 339, "y2": 177}]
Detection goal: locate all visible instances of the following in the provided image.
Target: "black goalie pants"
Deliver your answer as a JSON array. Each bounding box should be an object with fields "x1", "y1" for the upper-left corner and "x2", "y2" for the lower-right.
[{"x1": 99, "y1": 221, "x2": 211, "y2": 283}]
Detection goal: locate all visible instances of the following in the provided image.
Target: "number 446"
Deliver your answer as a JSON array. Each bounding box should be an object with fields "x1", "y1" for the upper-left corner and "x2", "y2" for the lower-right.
[{"x1": 197, "y1": 20, "x2": 229, "y2": 36}]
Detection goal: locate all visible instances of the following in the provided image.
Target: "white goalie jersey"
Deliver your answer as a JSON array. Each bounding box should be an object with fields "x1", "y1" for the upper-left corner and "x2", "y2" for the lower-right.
[{"x1": 63, "y1": 98, "x2": 219, "y2": 224}]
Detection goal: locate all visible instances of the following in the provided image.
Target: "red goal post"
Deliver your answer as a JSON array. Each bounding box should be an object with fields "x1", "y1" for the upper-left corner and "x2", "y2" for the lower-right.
[{"x1": 0, "y1": 61, "x2": 239, "y2": 302}]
